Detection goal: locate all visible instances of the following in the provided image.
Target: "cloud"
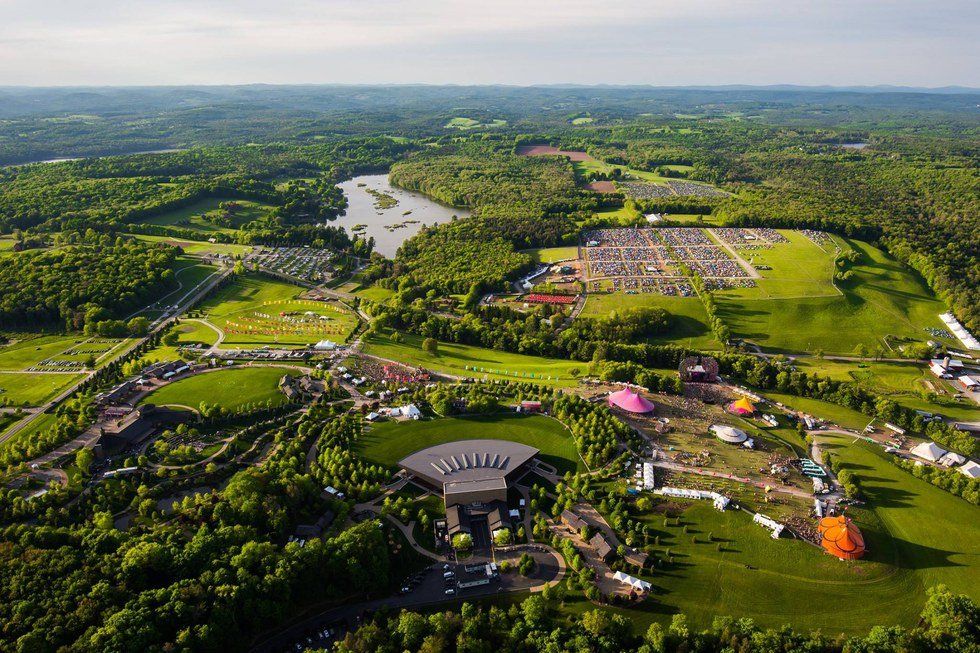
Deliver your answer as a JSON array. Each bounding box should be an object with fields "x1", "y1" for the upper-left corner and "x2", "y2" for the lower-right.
[{"x1": 0, "y1": 0, "x2": 976, "y2": 85}]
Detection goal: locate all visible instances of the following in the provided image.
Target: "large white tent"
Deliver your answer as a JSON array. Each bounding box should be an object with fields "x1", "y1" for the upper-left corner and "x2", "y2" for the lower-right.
[
  {"x1": 910, "y1": 441, "x2": 946, "y2": 462},
  {"x1": 710, "y1": 424, "x2": 748, "y2": 444},
  {"x1": 613, "y1": 571, "x2": 652, "y2": 592}
]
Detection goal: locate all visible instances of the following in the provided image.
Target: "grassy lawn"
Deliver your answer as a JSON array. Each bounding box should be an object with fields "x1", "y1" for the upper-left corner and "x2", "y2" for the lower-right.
[
  {"x1": 717, "y1": 238, "x2": 955, "y2": 354},
  {"x1": 174, "y1": 320, "x2": 221, "y2": 347},
  {"x1": 569, "y1": 431, "x2": 980, "y2": 635},
  {"x1": 0, "y1": 335, "x2": 85, "y2": 370},
  {"x1": 130, "y1": 234, "x2": 253, "y2": 257},
  {"x1": 721, "y1": 230, "x2": 839, "y2": 300},
  {"x1": 352, "y1": 284, "x2": 396, "y2": 303},
  {"x1": 580, "y1": 293, "x2": 719, "y2": 350},
  {"x1": 0, "y1": 372, "x2": 84, "y2": 406},
  {"x1": 140, "y1": 198, "x2": 274, "y2": 234},
  {"x1": 193, "y1": 274, "x2": 358, "y2": 346},
  {"x1": 524, "y1": 246, "x2": 579, "y2": 264},
  {"x1": 357, "y1": 413, "x2": 584, "y2": 474},
  {"x1": 363, "y1": 331, "x2": 584, "y2": 387},
  {"x1": 139, "y1": 366, "x2": 296, "y2": 411},
  {"x1": 759, "y1": 391, "x2": 873, "y2": 431}
]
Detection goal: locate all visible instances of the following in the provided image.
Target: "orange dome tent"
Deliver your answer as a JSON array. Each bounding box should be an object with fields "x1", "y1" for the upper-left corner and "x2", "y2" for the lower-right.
[{"x1": 818, "y1": 515, "x2": 865, "y2": 560}]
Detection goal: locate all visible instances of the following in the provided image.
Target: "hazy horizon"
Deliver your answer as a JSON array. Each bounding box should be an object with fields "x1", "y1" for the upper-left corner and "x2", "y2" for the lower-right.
[{"x1": 1, "y1": 0, "x2": 977, "y2": 87}]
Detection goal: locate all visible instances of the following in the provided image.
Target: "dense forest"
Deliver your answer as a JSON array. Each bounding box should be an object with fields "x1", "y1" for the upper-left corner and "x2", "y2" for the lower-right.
[{"x1": 0, "y1": 234, "x2": 178, "y2": 329}]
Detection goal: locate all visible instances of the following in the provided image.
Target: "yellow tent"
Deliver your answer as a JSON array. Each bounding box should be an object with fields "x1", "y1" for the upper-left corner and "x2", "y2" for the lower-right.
[{"x1": 730, "y1": 397, "x2": 756, "y2": 415}]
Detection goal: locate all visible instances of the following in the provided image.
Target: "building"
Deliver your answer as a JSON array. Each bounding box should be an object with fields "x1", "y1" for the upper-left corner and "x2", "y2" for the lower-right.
[
  {"x1": 624, "y1": 549, "x2": 648, "y2": 569},
  {"x1": 959, "y1": 461, "x2": 980, "y2": 479},
  {"x1": 398, "y1": 439, "x2": 539, "y2": 539},
  {"x1": 96, "y1": 404, "x2": 195, "y2": 456},
  {"x1": 589, "y1": 532, "x2": 613, "y2": 561},
  {"x1": 679, "y1": 356, "x2": 719, "y2": 383},
  {"x1": 561, "y1": 510, "x2": 588, "y2": 531}
]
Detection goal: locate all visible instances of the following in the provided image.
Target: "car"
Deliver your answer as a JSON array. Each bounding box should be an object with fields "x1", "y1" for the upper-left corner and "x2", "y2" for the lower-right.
[{"x1": 444, "y1": 588, "x2": 455, "y2": 595}]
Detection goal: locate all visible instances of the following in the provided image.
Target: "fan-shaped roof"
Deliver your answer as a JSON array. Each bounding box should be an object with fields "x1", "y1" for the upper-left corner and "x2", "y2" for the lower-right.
[
  {"x1": 608, "y1": 388, "x2": 655, "y2": 414},
  {"x1": 818, "y1": 515, "x2": 865, "y2": 560}
]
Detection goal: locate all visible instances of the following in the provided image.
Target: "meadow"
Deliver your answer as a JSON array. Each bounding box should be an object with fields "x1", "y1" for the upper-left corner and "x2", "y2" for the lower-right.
[
  {"x1": 719, "y1": 229, "x2": 840, "y2": 299},
  {"x1": 130, "y1": 234, "x2": 254, "y2": 257},
  {"x1": 580, "y1": 293, "x2": 719, "y2": 350},
  {"x1": 140, "y1": 366, "x2": 296, "y2": 411},
  {"x1": 193, "y1": 275, "x2": 358, "y2": 347},
  {"x1": 139, "y1": 198, "x2": 274, "y2": 234},
  {"x1": 357, "y1": 413, "x2": 584, "y2": 474},
  {"x1": 716, "y1": 238, "x2": 955, "y2": 354},
  {"x1": 525, "y1": 246, "x2": 579, "y2": 263},
  {"x1": 363, "y1": 331, "x2": 585, "y2": 387},
  {"x1": 0, "y1": 372, "x2": 85, "y2": 406}
]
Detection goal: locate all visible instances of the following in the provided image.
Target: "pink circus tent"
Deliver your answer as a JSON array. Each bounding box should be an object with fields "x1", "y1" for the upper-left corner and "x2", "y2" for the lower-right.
[{"x1": 607, "y1": 388, "x2": 655, "y2": 414}]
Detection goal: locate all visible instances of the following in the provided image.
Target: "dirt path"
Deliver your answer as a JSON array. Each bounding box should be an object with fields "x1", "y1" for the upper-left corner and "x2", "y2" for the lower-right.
[{"x1": 706, "y1": 229, "x2": 762, "y2": 279}]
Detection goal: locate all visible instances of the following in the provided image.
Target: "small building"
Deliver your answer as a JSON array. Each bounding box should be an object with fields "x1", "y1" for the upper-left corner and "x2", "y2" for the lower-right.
[
  {"x1": 939, "y1": 452, "x2": 966, "y2": 467},
  {"x1": 959, "y1": 461, "x2": 980, "y2": 479},
  {"x1": 518, "y1": 400, "x2": 542, "y2": 413},
  {"x1": 589, "y1": 532, "x2": 613, "y2": 561},
  {"x1": 958, "y1": 375, "x2": 979, "y2": 391},
  {"x1": 624, "y1": 549, "x2": 648, "y2": 569},
  {"x1": 561, "y1": 510, "x2": 588, "y2": 531}
]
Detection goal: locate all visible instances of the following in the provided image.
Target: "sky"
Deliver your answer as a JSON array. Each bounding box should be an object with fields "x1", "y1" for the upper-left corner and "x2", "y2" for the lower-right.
[{"x1": 1, "y1": 0, "x2": 977, "y2": 87}]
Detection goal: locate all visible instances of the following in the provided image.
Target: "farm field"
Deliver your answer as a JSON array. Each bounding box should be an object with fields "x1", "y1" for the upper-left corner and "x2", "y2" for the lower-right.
[
  {"x1": 139, "y1": 366, "x2": 297, "y2": 411},
  {"x1": 139, "y1": 197, "x2": 274, "y2": 234},
  {"x1": 0, "y1": 372, "x2": 85, "y2": 406},
  {"x1": 580, "y1": 293, "x2": 719, "y2": 350},
  {"x1": 192, "y1": 275, "x2": 358, "y2": 347},
  {"x1": 357, "y1": 413, "x2": 584, "y2": 474},
  {"x1": 130, "y1": 234, "x2": 254, "y2": 257},
  {"x1": 716, "y1": 238, "x2": 955, "y2": 354},
  {"x1": 362, "y1": 331, "x2": 584, "y2": 387}
]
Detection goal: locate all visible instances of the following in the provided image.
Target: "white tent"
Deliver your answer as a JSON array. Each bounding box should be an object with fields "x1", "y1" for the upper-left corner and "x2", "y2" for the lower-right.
[
  {"x1": 939, "y1": 452, "x2": 966, "y2": 467},
  {"x1": 314, "y1": 340, "x2": 338, "y2": 351},
  {"x1": 710, "y1": 424, "x2": 748, "y2": 444},
  {"x1": 394, "y1": 404, "x2": 422, "y2": 420},
  {"x1": 613, "y1": 571, "x2": 652, "y2": 592},
  {"x1": 910, "y1": 441, "x2": 946, "y2": 462},
  {"x1": 959, "y1": 461, "x2": 980, "y2": 479}
]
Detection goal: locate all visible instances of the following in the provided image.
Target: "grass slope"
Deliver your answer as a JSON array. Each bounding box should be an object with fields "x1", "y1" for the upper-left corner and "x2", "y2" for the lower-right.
[
  {"x1": 140, "y1": 366, "x2": 294, "y2": 411},
  {"x1": 0, "y1": 372, "x2": 84, "y2": 406},
  {"x1": 140, "y1": 198, "x2": 274, "y2": 234},
  {"x1": 363, "y1": 331, "x2": 584, "y2": 387},
  {"x1": 580, "y1": 293, "x2": 719, "y2": 350},
  {"x1": 357, "y1": 413, "x2": 583, "y2": 474}
]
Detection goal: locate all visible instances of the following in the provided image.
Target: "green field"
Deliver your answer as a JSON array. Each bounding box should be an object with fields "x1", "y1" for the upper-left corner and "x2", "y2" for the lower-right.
[
  {"x1": 174, "y1": 320, "x2": 221, "y2": 347},
  {"x1": 444, "y1": 117, "x2": 507, "y2": 130},
  {"x1": 570, "y1": 431, "x2": 980, "y2": 635},
  {"x1": 363, "y1": 331, "x2": 584, "y2": 387},
  {"x1": 140, "y1": 366, "x2": 296, "y2": 411},
  {"x1": 130, "y1": 234, "x2": 253, "y2": 257},
  {"x1": 524, "y1": 246, "x2": 579, "y2": 264},
  {"x1": 580, "y1": 293, "x2": 719, "y2": 350},
  {"x1": 193, "y1": 275, "x2": 358, "y2": 346},
  {"x1": 570, "y1": 117, "x2": 594, "y2": 125},
  {"x1": 717, "y1": 238, "x2": 954, "y2": 354},
  {"x1": 140, "y1": 198, "x2": 274, "y2": 234},
  {"x1": 357, "y1": 413, "x2": 584, "y2": 474},
  {"x1": 0, "y1": 335, "x2": 83, "y2": 370},
  {"x1": 0, "y1": 372, "x2": 84, "y2": 406},
  {"x1": 719, "y1": 229, "x2": 840, "y2": 299},
  {"x1": 792, "y1": 358, "x2": 980, "y2": 423}
]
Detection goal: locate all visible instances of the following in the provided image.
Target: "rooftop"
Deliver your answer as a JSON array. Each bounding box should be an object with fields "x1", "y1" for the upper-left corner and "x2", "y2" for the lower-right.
[{"x1": 399, "y1": 439, "x2": 539, "y2": 487}]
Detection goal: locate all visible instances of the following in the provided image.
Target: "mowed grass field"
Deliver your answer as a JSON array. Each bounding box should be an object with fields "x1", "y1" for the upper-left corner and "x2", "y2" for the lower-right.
[
  {"x1": 525, "y1": 246, "x2": 579, "y2": 263},
  {"x1": 173, "y1": 320, "x2": 221, "y2": 347},
  {"x1": 0, "y1": 335, "x2": 83, "y2": 370},
  {"x1": 363, "y1": 331, "x2": 584, "y2": 387},
  {"x1": 0, "y1": 372, "x2": 85, "y2": 406},
  {"x1": 718, "y1": 229, "x2": 840, "y2": 299},
  {"x1": 566, "y1": 431, "x2": 980, "y2": 635},
  {"x1": 140, "y1": 198, "x2": 274, "y2": 234},
  {"x1": 140, "y1": 366, "x2": 295, "y2": 411},
  {"x1": 716, "y1": 238, "x2": 955, "y2": 354},
  {"x1": 580, "y1": 293, "x2": 719, "y2": 350},
  {"x1": 131, "y1": 234, "x2": 253, "y2": 258},
  {"x1": 194, "y1": 275, "x2": 358, "y2": 346},
  {"x1": 357, "y1": 413, "x2": 584, "y2": 474}
]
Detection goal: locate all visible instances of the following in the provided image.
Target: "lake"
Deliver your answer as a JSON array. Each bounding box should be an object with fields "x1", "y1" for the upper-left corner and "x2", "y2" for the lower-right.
[{"x1": 334, "y1": 174, "x2": 469, "y2": 258}]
